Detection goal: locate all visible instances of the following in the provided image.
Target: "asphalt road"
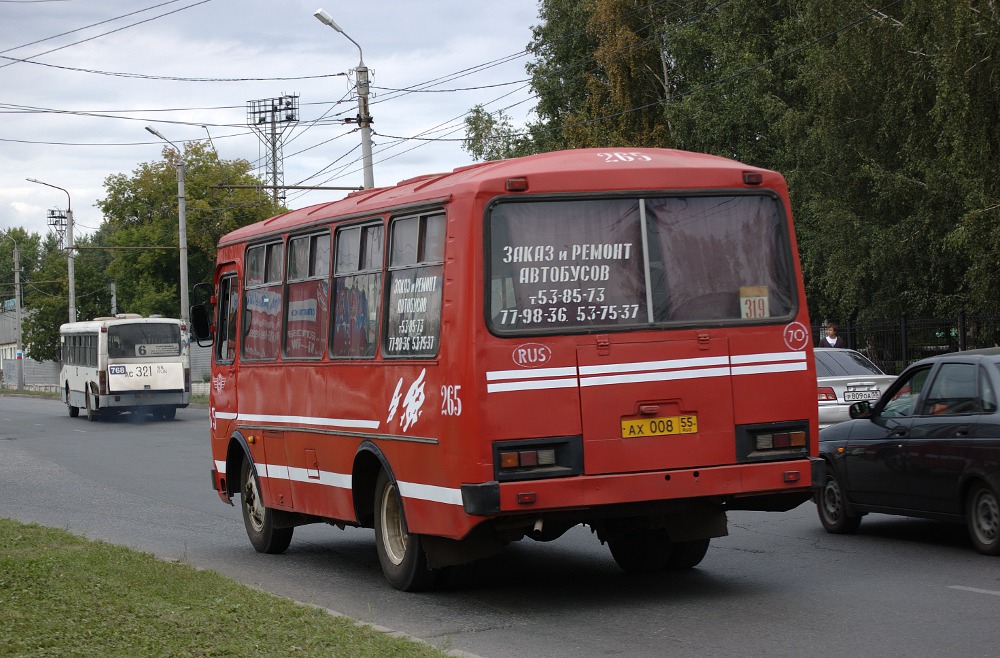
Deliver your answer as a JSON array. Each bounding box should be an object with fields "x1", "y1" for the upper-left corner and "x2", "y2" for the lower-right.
[{"x1": 1, "y1": 395, "x2": 998, "y2": 657}]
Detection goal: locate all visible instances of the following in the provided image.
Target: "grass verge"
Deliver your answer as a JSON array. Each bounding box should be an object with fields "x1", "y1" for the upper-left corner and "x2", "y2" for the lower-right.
[{"x1": 0, "y1": 519, "x2": 447, "y2": 658}]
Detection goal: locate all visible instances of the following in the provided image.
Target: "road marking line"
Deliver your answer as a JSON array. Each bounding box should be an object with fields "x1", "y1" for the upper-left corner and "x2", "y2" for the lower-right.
[{"x1": 949, "y1": 586, "x2": 1000, "y2": 597}]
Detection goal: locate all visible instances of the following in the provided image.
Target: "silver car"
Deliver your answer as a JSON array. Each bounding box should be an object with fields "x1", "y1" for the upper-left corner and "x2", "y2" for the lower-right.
[{"x1": 815, "y1": 348, "x2": 896, "y2": 429}]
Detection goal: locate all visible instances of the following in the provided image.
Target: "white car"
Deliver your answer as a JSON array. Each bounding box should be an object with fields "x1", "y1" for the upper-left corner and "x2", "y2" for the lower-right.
[{"x1": 815, "y1": 348, "x2": 896, "y2": 429}]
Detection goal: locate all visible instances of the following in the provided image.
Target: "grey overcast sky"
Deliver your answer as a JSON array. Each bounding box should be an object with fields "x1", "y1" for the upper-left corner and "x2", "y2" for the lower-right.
[{"x1": 1, "y1": 0, "x2": 540, "y2": 237}]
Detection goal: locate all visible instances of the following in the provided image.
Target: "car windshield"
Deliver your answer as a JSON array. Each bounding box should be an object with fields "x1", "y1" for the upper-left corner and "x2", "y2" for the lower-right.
[{"x1": 815, "y1": 349, "x2": 884, "y2": 377}]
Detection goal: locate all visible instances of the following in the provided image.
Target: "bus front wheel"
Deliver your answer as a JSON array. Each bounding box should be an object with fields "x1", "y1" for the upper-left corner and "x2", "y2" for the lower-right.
[
  {"x1": 85, "y1": 392, "x2": 98, "y2": 422},
  {"x1": 374, "y1": 469, "x2": 437, "y2": 591},
  {"x1": 240, "y1": 460, "x2": 293, "y2": 554}
]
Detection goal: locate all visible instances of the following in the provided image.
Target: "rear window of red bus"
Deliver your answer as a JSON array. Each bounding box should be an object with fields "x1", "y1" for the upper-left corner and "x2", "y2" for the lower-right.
[{"x1": 487, "y1": 194, "x2": 797, "y2": 335}]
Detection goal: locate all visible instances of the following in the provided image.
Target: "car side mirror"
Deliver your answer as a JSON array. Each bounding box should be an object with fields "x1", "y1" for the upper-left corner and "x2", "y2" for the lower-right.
[{"x1": 849, "y1": 400, "x2": 873, "y2": 419}]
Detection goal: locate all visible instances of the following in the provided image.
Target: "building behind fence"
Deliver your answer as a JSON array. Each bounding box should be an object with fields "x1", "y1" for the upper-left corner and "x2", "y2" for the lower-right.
[{"x1": 814, "y1": 312, "x2": 1000, "y2": 375}]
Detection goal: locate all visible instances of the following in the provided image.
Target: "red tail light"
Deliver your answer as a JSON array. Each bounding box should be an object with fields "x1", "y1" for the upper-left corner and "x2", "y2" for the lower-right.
[{"x1": 818, "y1": 387, "x2": 837, "y2": 402}]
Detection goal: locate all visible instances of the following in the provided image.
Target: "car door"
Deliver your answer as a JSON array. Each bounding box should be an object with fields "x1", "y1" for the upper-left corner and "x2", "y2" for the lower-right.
[
  {"x1": 905, "y1": 362, "x2": 991, "y2": 515},
  {"x1": 841, "y1": 364, "x2": 933, "y2": 508}
]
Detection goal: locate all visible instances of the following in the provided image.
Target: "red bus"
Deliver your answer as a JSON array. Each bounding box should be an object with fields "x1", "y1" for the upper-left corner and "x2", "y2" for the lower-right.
[{"x1": 191, "y1": 148, "x2": 823, "y2": 591}]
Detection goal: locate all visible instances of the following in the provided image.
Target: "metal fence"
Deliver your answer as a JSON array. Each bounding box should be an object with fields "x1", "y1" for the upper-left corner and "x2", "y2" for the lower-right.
[{"x1": 813, "y1": 313, "x2": 1000, "y2": 375}]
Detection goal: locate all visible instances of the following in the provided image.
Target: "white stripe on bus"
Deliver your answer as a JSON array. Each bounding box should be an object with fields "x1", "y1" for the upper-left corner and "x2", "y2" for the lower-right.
[
  {"x1": 580, "y1": 366, "x2": 732, "y2": 387},
  {"x1": 252, "y1": 463, "x2": 461, "y2": 506},
  {"x1": 486, "y1": 377, "x2": 580, "y2": 393},
  {"x1": 486, "y1": 350, "x2": 810, "y2": 393},
  {"x1": 486, "y1": 366, "x2": 579, "y2": 381},
  {"x1": 578, "y1": 355, "x2": 730, "y2": 376}
]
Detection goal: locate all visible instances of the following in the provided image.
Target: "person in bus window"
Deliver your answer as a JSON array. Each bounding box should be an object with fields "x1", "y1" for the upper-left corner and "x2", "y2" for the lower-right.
[{"x1": 820, "y1": 321, "x2": 845, "y2": 348}]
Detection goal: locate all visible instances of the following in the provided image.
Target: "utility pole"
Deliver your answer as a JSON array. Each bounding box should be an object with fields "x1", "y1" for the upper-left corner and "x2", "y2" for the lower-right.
[
  {"x1": 314, "y1": 9, "x2": 375, "y2": 189},
  {"x1": 247, "y1": 95, "x2": 299, "y2": 202},
  {"x1": 144, "y1": 127, "x2": 190, "y2": 324},
  {"x1": 26, "y1": 178, "x2": 75, "y2": 323},
  {"x1": 13, "y1": 242, "x2": 23, "y2": 391}
]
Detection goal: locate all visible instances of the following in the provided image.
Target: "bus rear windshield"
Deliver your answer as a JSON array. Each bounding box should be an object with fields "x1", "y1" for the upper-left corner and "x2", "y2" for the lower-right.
[
  {"x1": 108, "y1": 323, "x2": 182, "y2": 359},
  {"x1": 488, "y1": 194, "x2": 796, "y2": 334}
]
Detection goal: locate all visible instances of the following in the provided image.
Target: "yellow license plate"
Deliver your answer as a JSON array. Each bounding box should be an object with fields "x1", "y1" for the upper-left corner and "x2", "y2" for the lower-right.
[{"x1": 621, "y1": 415, "x2": 698, "y2": 438}]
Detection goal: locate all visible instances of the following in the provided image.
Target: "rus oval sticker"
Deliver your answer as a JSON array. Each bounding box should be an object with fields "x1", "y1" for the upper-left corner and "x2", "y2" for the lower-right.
[{"x1": 512, "y1": 343, "x2": 552, "y2": 368}]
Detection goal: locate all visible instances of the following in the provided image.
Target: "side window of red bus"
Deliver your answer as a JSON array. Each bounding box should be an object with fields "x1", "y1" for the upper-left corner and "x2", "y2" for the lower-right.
[
  {"x1": 284, "y1": 232, "x2": 331, "y2": 359},
  {"x1": 384, "y1": 212, "x2": 445, "y2": 358},
  {"x1": 215, "y1": 275, "x2": 239, "y2": 364},
  {"x1": 242, "y1": 242, "x2": 283, "y2": 360},
  {"x1": 331, "y1": 222, "x2": 383, "y2": 358}
]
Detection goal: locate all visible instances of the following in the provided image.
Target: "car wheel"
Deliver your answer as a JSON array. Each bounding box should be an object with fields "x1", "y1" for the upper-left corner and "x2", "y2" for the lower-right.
[
  {"x1": 241, "y1": 459, "x2": 293, "y2": 554},
  {"x1": 608, "y1": 528, "x2": 672, "y2": 573},
  {"x1": 374, "y1": 469, "x2": 437, "y2": 591},
  {"x1": 818, "y1": 469, "x2": 862, "y2": 534},
  {"x1": 966, "y1": 483, "x2": 1000, "y2": 556}
]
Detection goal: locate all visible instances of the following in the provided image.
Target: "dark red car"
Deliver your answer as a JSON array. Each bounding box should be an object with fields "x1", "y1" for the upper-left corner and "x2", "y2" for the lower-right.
[{"x1": 816, "y1": 348, "x2": 1000, "y2": 555}]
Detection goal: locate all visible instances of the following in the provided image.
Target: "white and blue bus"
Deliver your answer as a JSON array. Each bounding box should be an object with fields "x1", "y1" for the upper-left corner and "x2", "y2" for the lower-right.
[{"x1": 59, "y1": 314, "x2": 190, "y2": 421}]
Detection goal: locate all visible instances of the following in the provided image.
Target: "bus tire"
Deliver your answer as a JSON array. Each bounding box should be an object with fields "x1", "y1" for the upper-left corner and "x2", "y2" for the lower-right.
[
  {"x1": 85, "y1": 392, "x2": 98, "y2": 422},
  {"x1": 157, "y1": 407, "x2": 176, "y2": 421},
  {"x1": 664, "y1": 538, "x2": 710, "y2": 570},
  {"x1": 608, "y1": 528, "x2": 671, "y2": 573},
  {"x1": 68, "y1": 398, "x2": 79, "y2": 418},
  {"x1": 374, "y1": 469, "x2": 437, "y2": 591},
  {"x1": 240, "y1": 459, "x2": 293, "y2": 554},
  {"x1": 966, "y1": 482, "x2": 1000, "y2": 556}
]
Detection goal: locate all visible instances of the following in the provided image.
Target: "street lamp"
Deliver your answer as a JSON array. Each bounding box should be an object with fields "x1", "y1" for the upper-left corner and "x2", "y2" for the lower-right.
[
  {"x1": 26, "y1": 178, "x2": 76, "y2": 323},
  {"x1": 144, "y1": 126, "x2": 190, "y2": 324},
  {"x1": 313, "y1": 8, "x2": 375, "y2": 189}
]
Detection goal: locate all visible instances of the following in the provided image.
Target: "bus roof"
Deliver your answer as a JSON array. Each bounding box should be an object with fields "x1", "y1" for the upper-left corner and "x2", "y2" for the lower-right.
[
  {"x1": 60, "y1": 316, "x2": 184, "y2": 334},
  {"x1": 218, "y1": 148, "x2": 783, "y2": 247}
]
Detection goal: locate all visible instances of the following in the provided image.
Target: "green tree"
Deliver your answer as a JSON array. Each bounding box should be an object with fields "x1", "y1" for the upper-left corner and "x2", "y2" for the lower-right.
[
  {"x1": 21, "y1": 233, "x2": 114, "y2": 361},
  {"x1": 97, "y1": 141, "x2": 282, "y2": 318}
]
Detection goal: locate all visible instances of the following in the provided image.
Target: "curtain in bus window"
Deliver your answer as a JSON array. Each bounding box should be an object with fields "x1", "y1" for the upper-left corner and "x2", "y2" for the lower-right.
[
  {"x1": 285, "y1": 279, "x2": 330, "y2": 358},
  {"x1": 332, "y1": 274, "x2": 380, "y2": 357},
  {"x1": 488, "y1": 199, "x2": 646, "y2": 332},
  {"x1": 645, "y1": 196, "x2": 795, "y2": 323},
  {"x1": 243, "y1": 284, "x2": 282, "y2": 360}
]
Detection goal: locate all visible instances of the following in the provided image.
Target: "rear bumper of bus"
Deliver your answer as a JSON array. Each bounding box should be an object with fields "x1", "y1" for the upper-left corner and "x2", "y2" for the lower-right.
[
  {"x1": 461, "y1": 457, "x2": 825, "y2": 516},
  {"x1": 96, "y1": 391, "x2": 190, "y2": 409}
]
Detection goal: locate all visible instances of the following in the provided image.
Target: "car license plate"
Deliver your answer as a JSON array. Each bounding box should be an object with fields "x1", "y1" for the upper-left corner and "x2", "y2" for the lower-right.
[
  {"x1": 844, "y1": 390, "x2": 880, "y2": 401},
  {"x1": 621, "y1": 415, "x2": 698, "y2": 438}
]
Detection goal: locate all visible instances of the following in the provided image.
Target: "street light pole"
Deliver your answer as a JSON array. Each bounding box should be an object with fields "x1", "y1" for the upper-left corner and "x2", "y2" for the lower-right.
[
  {"x1": 26, "y1": 178, "x2": 75, "y2": 323},
  {"x1": 313, "y1": 9, "x2": 375, "y2": 189},
  {"x1": 144, "y1": 126, "x2": 190, "y2": 324},
  {"x1": 12, "y1": 241, "x2": 23, "y2": 391}
]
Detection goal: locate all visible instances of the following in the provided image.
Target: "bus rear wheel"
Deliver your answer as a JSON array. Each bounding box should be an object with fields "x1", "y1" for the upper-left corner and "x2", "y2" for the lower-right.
[
  {"x1": 374, "y1": 469, "x2": 437, "y2": 591},
  {"x1": 240, "y1": 459, "x2": 293, "y2": 554},
  {"x1": 608, "y1": 528, "x2": 672, "y2": 573},
  {"x1": 67, "y1": 389, "x2": 79, "y2": 418}
]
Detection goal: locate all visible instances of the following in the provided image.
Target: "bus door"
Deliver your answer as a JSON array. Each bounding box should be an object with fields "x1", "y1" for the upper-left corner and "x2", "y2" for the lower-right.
[
  {"x1": 212, "y1": 268, "x2": 240, "y2": 445},
  {"x1": 577, "y1": 336, "x2": 735, "y2": 475}
]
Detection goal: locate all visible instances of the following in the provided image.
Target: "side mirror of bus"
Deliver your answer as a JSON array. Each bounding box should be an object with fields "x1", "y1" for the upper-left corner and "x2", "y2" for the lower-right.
[{"x1": 190, "y1": 304, "x2": 214, "y2": 347}]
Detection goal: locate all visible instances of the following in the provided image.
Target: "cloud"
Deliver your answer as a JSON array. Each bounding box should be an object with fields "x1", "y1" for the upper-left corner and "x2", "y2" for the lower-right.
[{"x1": 1, "y1": 0, "x2": 538, "y2": 235}]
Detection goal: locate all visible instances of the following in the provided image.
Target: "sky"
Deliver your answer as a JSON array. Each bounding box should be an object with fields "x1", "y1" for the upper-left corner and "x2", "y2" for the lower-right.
[{"x1": 0, "y1": 0, "x2": 541, "y2": 238}]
